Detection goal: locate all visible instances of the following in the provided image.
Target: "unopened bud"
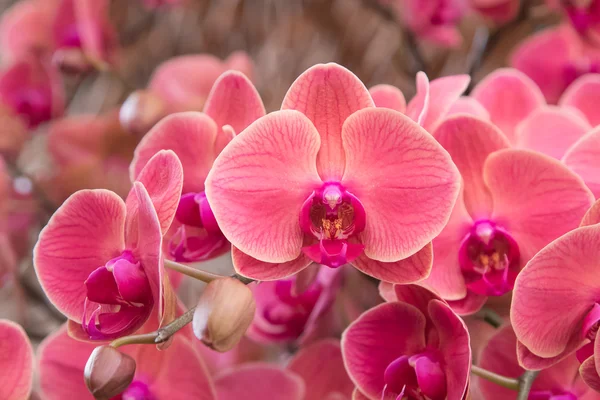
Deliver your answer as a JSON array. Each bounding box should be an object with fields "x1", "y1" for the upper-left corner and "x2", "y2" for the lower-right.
[
  {"x1": 193, "y1": 277, "x2": 256, "y2": 352},
  {"x1": 84, "y1": 346, "x2": 136, "y2": 400},
  {"x1": 119, "y1": 90, "x2": 167, "y2": 137},
  {"x1": 53, "y1": 48, "x2": 92, "y2": 75}
]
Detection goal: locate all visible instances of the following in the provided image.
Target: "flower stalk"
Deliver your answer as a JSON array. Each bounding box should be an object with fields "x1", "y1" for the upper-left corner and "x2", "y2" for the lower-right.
[{"x1": 471, "y1": 365, "x2": 539, "y2": 398}]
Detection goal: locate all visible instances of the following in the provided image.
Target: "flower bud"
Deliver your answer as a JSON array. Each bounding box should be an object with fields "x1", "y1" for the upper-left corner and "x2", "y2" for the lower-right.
[
  {"x1": 193, "y1": 277, "x2": 256, "y2": 352},
  {"x1": 52, "y1": 48, "x2": 92, "y2": 75},
  {"x1": 119, "y1": 90, "x2": 167, "y2": 137},
  {"x1": 84, "y1": 346, "x2": 136, "y2": 400}
]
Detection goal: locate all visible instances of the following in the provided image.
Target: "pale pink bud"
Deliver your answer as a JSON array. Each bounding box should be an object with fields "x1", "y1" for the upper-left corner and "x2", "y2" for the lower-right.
[
  {"x1": 193, "y1": 277, "x2": 256, "y2": 352},
  {"x1": 119, "y1": 90, "x2": 167, "y2": 136},
  {"x1": 84, "y1": 346, "x2": 136, "y2": 400}
]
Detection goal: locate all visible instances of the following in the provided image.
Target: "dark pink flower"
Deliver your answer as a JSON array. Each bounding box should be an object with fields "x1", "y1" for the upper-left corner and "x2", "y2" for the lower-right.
[
  {"x1": 477, "y1": 325, "x2": 599, "y2": 400},
  {"x1": 38, "y1": 324, "x2": 216, "y2": 400},
  {"x1": 425, "y1": 115, "x2": 593, "y2": 314},
  {"x1": 34, "y1": 150, "x2": 183, "y2": 340},
  {"x1": 511, "y1": 25, "x2": 600, "y2": 104},
  {"x1": 131, "y1": 71, "x2": 265, "y2": 263},
  {"x1": 469, "y1": 0, "x2": 521, "y2": 23},
  {"x1": 206, "y1": 63, "x2": 460, "y2": 283},
  {"x1": 511, "y1": 201, "x2": 600, "y2": 374},
  {"x1": 0, "y1": 320, "x2": 33, "y2": 400},
  {"x1": 547, "y1": 0, "x2": 600, "y2": 45},
  {"x1": 342, "y1": 285, "x2": 471, "y2": 400},
  {"x1": 247, "y1": 265, "x2": 343, "y2": 344}
]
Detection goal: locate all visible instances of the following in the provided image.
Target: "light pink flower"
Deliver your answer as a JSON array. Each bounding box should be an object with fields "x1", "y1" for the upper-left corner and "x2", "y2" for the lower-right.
[
  {"x1": 471, "y1": 68, "x2": 546, "y2": 142},
  {"x1": 477, "y1": 325, "x2": 599, "y2": 400},
  {"x1": 511, "y1": 200, "x2": 600, "y2": 375},
  {"x1": 511, "y1": 24, "x2": 600, "y2": 104},
  {"x1": 0, "y1": 320, "x2": 33, "y2": 400},
  {"x1": 559, "y1": 73, "x2": 600, "y2": 127},
  {"x1": 342, "y1": 284, "x2": 471, "y2": 400},
  {"x1": 288, "y1": 339, "x2": 355, "y2": 400},
  {"x1": 247, "y1": 265, "x2": 343, "y2": 344},
  {"x1": 563, "y1": 125, "x2": 600, "y2": 198},
  {"x1": 131, "y1": 71, "x2": 265, "y2": 263},
  {"x1": 469, "y1": 0, "x2": 521, "y2": 23},
  {"x1": 206, "y1": 63, "x2": 461, "y2": 283},
  {"x1": 34, "y1": 150, "x2": 183, "y2": 340},
  {"x1": 38, "y1": 324, "x2": 216, "y2": 400},
  {"x1": 425, "y1": 115, "x2": 593, "y2": 315},
  {"x1": 382, "y1": 0, "x2": 468, "y2": 47}
]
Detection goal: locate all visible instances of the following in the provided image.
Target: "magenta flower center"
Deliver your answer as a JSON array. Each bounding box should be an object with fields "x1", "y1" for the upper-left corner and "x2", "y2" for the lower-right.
[
  {"x1": 82, "y1": 251, "x2": 154, "y2": 340},
  {"x1": 300, "y1": 182, "x2": 366, "y2": 268},
  {"x1": 4, "y1": 85, "x2": 53, "y2": 128},
  {"x1": 458, "y1": 220, "x2": 520, "y2": 297},
  {"x1": 430, "y1": 0, "x2": 463, "y2": 25},
  {"x1": 564, "y1": 0, "x2": 600, "y2": 33},
  {"x1": 383, "y1": 352, "x2": 447, "y2": 400},
  {"x1": 528, "y1": 390, "x2": 578, "y2": 400},
  {"x1": 110, "y1": 380, "x2": 156, "y2": 400},
  {"x1": 169, "y1": 191, "x2": 228, "y2": 262}
]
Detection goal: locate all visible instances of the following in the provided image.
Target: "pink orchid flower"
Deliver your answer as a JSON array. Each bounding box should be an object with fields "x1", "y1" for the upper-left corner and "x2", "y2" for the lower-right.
[
  {"x1": 477, "y1": 325, "x2": 599, "y2": 400},
  {"x1": 559, "y1": 73, "x2": 600, "y2": 127},
  {"x1": 511, "y1": 24, "x2": 600, "y2": 104},
  {"x1": 131, "y1": 71, "x2": 265, "y2": 263},
  {"x1": 547, "y1": 0, "x2": 600, "y2": 45},
  {"x1": 343, "y1": 284, "x2": 471, "y2": 400},
  {"x1": 248, "y1": 265, "x2": 343, "y2": 344},
  {"x1": 38, "y1": 324, "x2": 216, "y2": 400},
  {"x1": 425, "y1": 115, "x2": 593, "y2": 315},
  {"x1": 471, "y1": 68, "x2": 546, "y2": 142},
  {"x1": 206, "y1": 63, "x2": 461, "y2": 283},
  {"x1": 288, "y1": 339, "x2": 355, "y2": 400},
  {"x1": 0, "y1": 56, "x2": 64, "y2": 128},
  {"x1": 469, "y1": 0, "x2": 521, "y2": 23},
  {"x1": 562, "y1": 125, "x2": 600, "y2": 198},
  {"x1": 381, "y1": 0, "x2": 468, "y2": 47},
  {"x1": 46, "y1": 110, "x2": 137, "y2": 203},
  {"x1": 34, "y1": 150, "x2": 183, "y2": 340},
  {"x1": 0, "y1": 320, "x2": 33, "y2": 400},
  {"x1": 0, "y1": 0, "x2": 117, "y2": 67},
  {"x1": 511, "y1": 200, "x2": 600, "y2": 377}
]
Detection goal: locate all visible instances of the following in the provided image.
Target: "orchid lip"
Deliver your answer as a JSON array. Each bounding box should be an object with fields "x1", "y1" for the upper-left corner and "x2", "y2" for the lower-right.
[
  {"x1": 528, "y1": 390, "x2": 578, "y2": 400},
  {"x1": 299, "y1": 182, "x2": 366, "y2": 269},
  {"x1": 111, "y1": 380, "x2": 156, "y2": 400},
  {"x1": 383, "y1": 351, "x2": 447, "y2": 400},
  {"x1": 458, "y1": 220, "x2": 520, "y2": 297}
]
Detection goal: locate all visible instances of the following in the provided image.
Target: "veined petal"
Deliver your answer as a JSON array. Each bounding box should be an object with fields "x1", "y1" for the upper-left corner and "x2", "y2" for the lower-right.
[
  {"x1": 581, "y1": 199, "x2": 600, "y2": 227},
  {"x1": 515, "y1": 106, "x2": 592, "y2": 160},
  {"x1": 512, "y1": 224, "x2": 600, "y2": 358},
  {"x1": 421, "y1": 74, "x2": 471, "y2": 133},
  {"x1": 215, "y1": 364, "x2": 305, "y2": 400},
  {"x1": 0, "y1": 320, "x2": 33, "y2": 400},
  {"x1": 282, "y1": 63, "x2": 374, "y2": 181},
  {"x1": 446, "y1": 97, "x2": 490, "y2": 120},
  {"x1": 472, "y1": 68, "x2": 545, "y2": 143},
  {"x1": 203, "y1": 70, "x2": 265, "y2": 134},
  {"x1": 341, "y1": 108, "x2": 460, "y2": 262},
  {"x1": 369, "y1": 84, "x2": 406, "y2": 113},
  {"x1": 581, "y1": 355, "x2": 600, "y2": 393},
  {"x1": 560, "y1": 74, "x2": 600, "y2": 126},
  {"x1": 485, "y1": 149, "x2": 594, "y2": 263},
  {"x1": 206, "y1": 110, "x2": 322, "y2": 263},
  {"x1": 131, "y1": 112, "x2": 218, "y2": 194},
  {"x1": 433, "y1": 115, "x2": 510, "y2": 219},
  {"x1": 34, "y1": 190, "x2": 126, "y2": 321},
  {"x1": 563, "y1": 127, "x2": 600, "y2": 198},
  {"x1": 231, "y1": 246, "x2": 313, "y2": 281}
]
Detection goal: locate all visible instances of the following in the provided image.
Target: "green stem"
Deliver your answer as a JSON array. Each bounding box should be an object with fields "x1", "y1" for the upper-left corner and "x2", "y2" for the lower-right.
[
  {"x1": 517, "y1": 370, "x2": 539, "y2": 400},
  {"x1": 164, "y1": 259, "x2": 222, "y2": 283},
  {"x1": 470, "y1": 365, "x2": 520, "y2": 391}
]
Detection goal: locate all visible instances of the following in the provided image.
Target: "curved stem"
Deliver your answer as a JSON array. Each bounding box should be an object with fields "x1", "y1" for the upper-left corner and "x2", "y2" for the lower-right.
[
  {"x1": 517, "y1": 370, "x2": 539, "y2": 400},
  {"x1": 164, "y1": 259, "x2": 222, "y2": 283},
  {"x1": 470, "y1": 365, "x2": 520, "y2": 390}
]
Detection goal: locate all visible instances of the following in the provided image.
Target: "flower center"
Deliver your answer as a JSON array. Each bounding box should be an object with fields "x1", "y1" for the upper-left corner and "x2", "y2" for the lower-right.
[
  {"x1": 528, "y1": 390, "x2": 578, "y2": 400},
  {"x1": 111, "y1": 380, "x2": 156, "y2": 400},
  {"x1": 458, "y1": 220, "x2": 520, "y2": 297},
  {"x1": 83, "y1": 251, "x2": 154, "y2": 340},
  {"x1": 383, "y1": 352, "x2": 447, "y2": 400},
  {"x1": 169, "y1": 191, "x2": 228, "y2": 262},
  {"x1": 299, "y1": 182, "x2": 366, "y2": 268}
]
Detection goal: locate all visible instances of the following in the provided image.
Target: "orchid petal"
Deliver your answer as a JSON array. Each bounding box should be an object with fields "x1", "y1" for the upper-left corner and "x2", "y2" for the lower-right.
[
  {"x1": 563, "y1": 127, "x2": 600, "y2": 198},
  {"x1": 342, "y1": 107, "x2": 460, "y2": 262},
  {"x1": 581, "y1": 355, "x2": 600, "y2": 393},
  {"x1": 560, "y1": 74, "x2": 600, "y2": 126},
  {"x1": 421, "y1": 74, "x2": 471, "y2": 132},
  {"x1": 231, "y1": 245, "x2": 313, "y2": 281},
  {"x1": 406, "y1": 71, "x2": 429, "y2": 126},
  {"x1": 581, "y1": 199, "x2": 600, "y2": 227},
  {"x1": 282, "y1": 63, "x2": 374, "y2": 181},
  {"x1": 215, "y1": 364, "x2": 305, "y2": 400},
  {"x1": 34, "y1": 190, "x2": 125, "y2": 321},
  {"x1": 446, "y1": 97, "x2": 490, "y2": 120},
  {"x1": 206, "y1": 110, "x2": 322, "y2": 263},
  {"x1": 0, "y1": 320, "x2": 33, "y2": 400},
  {"x1": 369, "y1": 84, "x2": 406, "y2": 113}
]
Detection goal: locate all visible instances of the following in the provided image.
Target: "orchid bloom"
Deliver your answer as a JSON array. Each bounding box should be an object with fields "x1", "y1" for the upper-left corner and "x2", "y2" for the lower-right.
[
  {"x1": 471, "y1": 68, "x2": 546, "y2": 142},
  {"x1": 38, "y1": 324, "x2": 216, "y2": 400},
  {"x1": 469, "y1": 0, "x2": 521, "y2": 23},
  {"x1": 0, "y1": 320, "x2": 33, "y2": 400},
  {"x1": 0, "y1": 56, "x2": 64, "y2": 128},
  {"x1": 381, "y1": 0, "x2": 468, "y2": 47},
  {"x1": 34, "y1": 150, "x2": 183, "y2": 340},
  {"x1": 46, "y1": 110, "x2": 137, "y2": 203},
  {"x1": 511, "y1": 200, "x2": 600, "y2": 380},
  {"x1": 511, "y1": 25, "x2": 600, "y2": 104},
  {"x1": 477, "y1": 325, "x2": 600, "y2": 400},
  {"x1": 0, "y1": 0, "x2": 117, "y2": 67},
  {"x1": 131, "y1": 71, "x2": 265, "y2": 263},
  {"x1": 248, "y1": 265, "x2": 343, "y2": 344},
  {"x1": 424, "y1": 115, "x2": 593, "y2": 315},
  {"x1": 205, "y1": 63, "x2": 460, "y2": 283},
  {"x1": 343, "y1": 284, "x2": 471, "y2": 400},
  {"x1": 559, "y1": 73, "x2": 600, "y2": 127},
  {"x1": 562, "y1": 125, "x2": 600, "y2": 198},
  {"x1": 547, "y1": 0, "x2": 600, "y2": 45}
]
